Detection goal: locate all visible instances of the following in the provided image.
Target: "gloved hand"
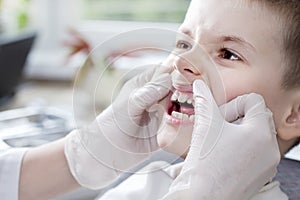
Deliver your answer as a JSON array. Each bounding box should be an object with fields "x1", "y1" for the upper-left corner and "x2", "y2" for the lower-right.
[
  {"x1": 162, "y1": 80, "x2": 281, "y2": 200},
  {"x1": 65, "y1": 64, "x2": 172, "y2": 189}
]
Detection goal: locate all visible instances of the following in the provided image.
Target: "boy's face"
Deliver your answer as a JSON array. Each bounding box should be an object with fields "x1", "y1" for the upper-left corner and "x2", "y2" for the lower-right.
[{"x1": 157, "y1": 0, "x2": 292, "y2": 157}]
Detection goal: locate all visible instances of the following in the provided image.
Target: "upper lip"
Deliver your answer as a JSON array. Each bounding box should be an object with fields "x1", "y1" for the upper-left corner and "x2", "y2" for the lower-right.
[{"x1": 172, "y1": 84, "x2": 193, "y2": 93}]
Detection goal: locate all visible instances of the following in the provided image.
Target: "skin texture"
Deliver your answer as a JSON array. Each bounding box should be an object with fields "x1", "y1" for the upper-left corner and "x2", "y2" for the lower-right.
[
  {"x1": 18, "y1": 28, "x2": 88, "y2": 200},
  {"x1": 157, "y1": 0, "x2": 300, "y2": 158},
  {"x1": 19, "y1": 139, "x2": 80, "y2": 200}
]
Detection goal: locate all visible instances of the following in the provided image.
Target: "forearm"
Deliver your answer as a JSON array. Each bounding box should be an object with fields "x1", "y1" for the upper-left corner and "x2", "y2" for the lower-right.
[{"x1": 19, "y1": 138, "x2": 80, "y2": 200}]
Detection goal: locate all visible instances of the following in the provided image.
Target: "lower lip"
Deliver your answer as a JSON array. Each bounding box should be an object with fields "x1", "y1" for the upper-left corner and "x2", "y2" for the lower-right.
[{"x1": 164, "y1": 113, "x2": 194, "y2": 126}]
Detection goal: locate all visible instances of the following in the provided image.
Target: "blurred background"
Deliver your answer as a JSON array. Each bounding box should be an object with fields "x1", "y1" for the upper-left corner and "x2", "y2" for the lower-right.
[
  {"x1": 0, "y1": 0, "x2": 192, "y2": 144},
  {"x1": 0, "y1": 0, "x2": 189, "y2": 79},
  {"x1": 0, "y1": 1, "x2": 189, "y2": 198}
]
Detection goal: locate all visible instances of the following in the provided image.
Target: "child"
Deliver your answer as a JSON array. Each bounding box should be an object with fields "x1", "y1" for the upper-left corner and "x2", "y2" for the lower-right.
[{"x1": 94, "y1": 0, "x2": 300, "y2": 199}]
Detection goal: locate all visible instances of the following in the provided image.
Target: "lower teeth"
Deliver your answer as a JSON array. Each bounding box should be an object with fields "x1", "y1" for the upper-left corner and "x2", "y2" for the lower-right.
[{"x1": 171, "y1": 111, "x2": 195, "y2": 121}]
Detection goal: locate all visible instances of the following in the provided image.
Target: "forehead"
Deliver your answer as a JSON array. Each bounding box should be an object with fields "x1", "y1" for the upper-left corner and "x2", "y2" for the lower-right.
[{"x1": 180, "y1": 0, "x2": 281, "y2": 48}]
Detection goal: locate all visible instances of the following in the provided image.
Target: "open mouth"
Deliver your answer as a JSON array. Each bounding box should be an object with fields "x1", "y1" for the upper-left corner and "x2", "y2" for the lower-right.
[{"x1": 167, "y1": 90, "x2": 195, "y2": 123}]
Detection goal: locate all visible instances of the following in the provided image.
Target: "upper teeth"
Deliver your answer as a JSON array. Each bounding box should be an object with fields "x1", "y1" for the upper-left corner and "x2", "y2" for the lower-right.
[{"x1": 171, "y1": 90, "x2": 194, "y2": 106}]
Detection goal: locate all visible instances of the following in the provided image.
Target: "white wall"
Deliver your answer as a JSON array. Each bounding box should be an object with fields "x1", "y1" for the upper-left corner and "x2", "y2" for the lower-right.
[{"x1": 25, "y1": 0, "x2": 180, "y2": 80}]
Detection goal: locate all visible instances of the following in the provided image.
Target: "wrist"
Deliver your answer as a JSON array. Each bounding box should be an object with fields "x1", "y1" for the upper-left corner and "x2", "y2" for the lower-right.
[{"x1": 64, "y1": 130, "x2": 120, "y2": 189}]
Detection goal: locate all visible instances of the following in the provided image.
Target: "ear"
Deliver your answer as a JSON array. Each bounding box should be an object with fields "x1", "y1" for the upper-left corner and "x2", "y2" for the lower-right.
[{"x1": 279, "y1": 104, "x2": 300, "y2": 140}]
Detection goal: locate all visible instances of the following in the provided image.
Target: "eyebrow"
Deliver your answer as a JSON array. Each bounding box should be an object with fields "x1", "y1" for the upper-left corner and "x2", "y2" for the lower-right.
[
  {"x1": 178, "y1": 29, "x2": 256, "y2": 52},
  {"x1": 220, "y1": 35, "x2": 256, "y2": 52}
]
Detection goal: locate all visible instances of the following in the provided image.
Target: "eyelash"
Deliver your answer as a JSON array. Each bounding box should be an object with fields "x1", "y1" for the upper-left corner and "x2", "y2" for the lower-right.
[
  {"x1": 176, "y1": 40, "x2": 191, "y2": 50},
  {"x1": 176, "y1": 41, "x2": 243, "y2": 62},
  {"x1": 218, "y1": 47, "x2": 242, "y2": 62}
]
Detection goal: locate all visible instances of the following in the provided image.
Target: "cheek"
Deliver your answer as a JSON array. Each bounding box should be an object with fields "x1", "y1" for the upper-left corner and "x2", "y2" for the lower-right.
[
  {"x1": 208, "y1": 68, "x2": 251, "y2": 105},
  {"x1": 261, "y1": 91, "x2": 292, "y2": 140},
  {"x1": 212, "y1": 73, "x2": 254, "y2": 105}
]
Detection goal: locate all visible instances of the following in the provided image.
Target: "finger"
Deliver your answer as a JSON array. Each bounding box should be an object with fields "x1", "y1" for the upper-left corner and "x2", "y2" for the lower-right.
[
  {"x1": 129, "y1": 60, "x2": 173, "y2": 90},
  {"x1": 219, "y1": 95, "x2": 244, "y2": 123},
  {"x1": 193, "y1": 80, "x2": 214, "y2": 102},
  {"x1": 130, "y1": 73, "x2": 172, "y2": 112},
  {"x1": 193, "y1": 80, "x2": 218, "y2": 126},
  {"x1": 157, "y1": 54, "x2": 176, "y2": 74},
  {"x1": 219, "y1": 93, "x2": 267, "y2": 122},
  {"x1": 242, "y1": 93, "x2": 268, "y2": 119},
  {"x1": 193, "y1": 80, "x2": 214, "y2": 135},
  {"x1": 129, "y1": 51, "x2": 176, "y2": 89},
  {"x1": 190, "y1": 80, "x2": 219, "y2": 158},
  {"x1": 126, "y1": 66, "x2": 157, "y2": 89}
]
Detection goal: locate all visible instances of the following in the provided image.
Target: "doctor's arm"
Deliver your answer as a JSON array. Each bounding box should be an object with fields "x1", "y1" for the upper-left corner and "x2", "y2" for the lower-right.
[
  {"x1": 17, "y1": 64, "x2": 171, "y2": 199},
  {"x1": 19, "y1": 138, "x2": 79, "y2": 200}
]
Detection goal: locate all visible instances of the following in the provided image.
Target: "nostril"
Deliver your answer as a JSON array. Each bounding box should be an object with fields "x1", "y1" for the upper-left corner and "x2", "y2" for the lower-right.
[
  {"x1": 184, "y1": 68, "x2": 194, "y2": 74},
  {"x1": 184, "y1": 68, "x2": 200, "y2": 75}
]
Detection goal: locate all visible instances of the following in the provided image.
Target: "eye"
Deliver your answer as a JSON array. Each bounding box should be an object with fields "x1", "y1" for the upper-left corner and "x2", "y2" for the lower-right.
[
  {"x1": 176, "y1": 40, "x2": 191, "y2": 50},
  {"x1": 219, "y1": 48, "x2": 242, "y2": 61}
]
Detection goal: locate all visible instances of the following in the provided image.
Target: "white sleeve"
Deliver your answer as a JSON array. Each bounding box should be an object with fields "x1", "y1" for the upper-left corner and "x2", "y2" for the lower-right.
[
  {"x1": 250, "y1": 181, "x2": 288, "y2": 200},
  {"x1": 98, "y1": 161, "x2": 175, "y2": 200},
  {"x1": 0, "y1": 148, "x2": 29, "y2": 200}
]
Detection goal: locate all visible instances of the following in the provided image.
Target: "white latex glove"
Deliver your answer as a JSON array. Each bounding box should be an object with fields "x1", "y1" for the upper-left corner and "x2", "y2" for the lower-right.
[
  {"x1": 65, "y1": 65, "x2": 172, "y2": 189},
  {"x1": 162, "y1": 80, "x2": 281, "y2": 200}
]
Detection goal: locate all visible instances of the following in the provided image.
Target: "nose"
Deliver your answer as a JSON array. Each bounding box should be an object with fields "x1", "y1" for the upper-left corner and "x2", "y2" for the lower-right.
[
  {"x1": 171, "y1": 44, "x2": 226, "y2": 105},
  {"x1": 172, "y1": 48, "x2": 203, "y2": 90}
]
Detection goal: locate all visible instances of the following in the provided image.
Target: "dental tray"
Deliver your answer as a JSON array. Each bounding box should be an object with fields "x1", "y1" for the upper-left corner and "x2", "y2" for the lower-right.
[{"x1": 0, "y1": 106, "x2": 74, "y2": 148}]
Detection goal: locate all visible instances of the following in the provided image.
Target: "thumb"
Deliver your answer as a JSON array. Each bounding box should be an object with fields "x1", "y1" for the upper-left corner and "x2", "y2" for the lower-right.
[
  {"x1": 193, "y1": 80, "x2": 216, "y2": 133},
  {"x1": 130, "y1": 73, "x2": 172, "y2": 114},
  {"x1": 189, "y1": 80, "x2": 222, "y2": 159}
]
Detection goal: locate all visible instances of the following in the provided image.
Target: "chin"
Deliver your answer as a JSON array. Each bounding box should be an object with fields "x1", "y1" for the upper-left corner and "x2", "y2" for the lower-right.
[{"x1": 157, "y1": 118, "x2": 193, "y2": 158}]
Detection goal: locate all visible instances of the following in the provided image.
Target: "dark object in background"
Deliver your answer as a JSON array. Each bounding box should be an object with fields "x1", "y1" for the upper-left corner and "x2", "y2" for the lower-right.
[
  {"x1": 0, "y1": 32, "x2": 36, "y2": 105},
  {"x1": 275, "y1": 158, "x2": 300, "y2": 200}
]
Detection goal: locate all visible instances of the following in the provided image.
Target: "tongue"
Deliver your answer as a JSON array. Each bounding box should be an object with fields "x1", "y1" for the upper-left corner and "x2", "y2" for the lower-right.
[{"x1": 180, "y1": 105, "x2": 195, "y2": 115}]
